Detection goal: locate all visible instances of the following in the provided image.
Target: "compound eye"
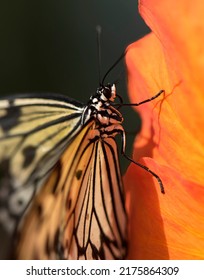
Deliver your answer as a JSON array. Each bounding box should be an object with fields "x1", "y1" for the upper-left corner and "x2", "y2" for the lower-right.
[{"x1": 103, "y1": 86, "x2": 112, "y2": 99}]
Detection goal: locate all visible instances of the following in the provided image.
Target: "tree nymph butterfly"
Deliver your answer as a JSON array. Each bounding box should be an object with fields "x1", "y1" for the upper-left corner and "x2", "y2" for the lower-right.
[{"x1": 0, "y1": 48, "x2": 164, "y2": 259}]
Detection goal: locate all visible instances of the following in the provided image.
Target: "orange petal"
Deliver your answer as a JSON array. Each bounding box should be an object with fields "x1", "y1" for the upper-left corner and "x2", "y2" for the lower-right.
[{"x1": 124, "y1": 0, "x2": 204, "y2": 259}]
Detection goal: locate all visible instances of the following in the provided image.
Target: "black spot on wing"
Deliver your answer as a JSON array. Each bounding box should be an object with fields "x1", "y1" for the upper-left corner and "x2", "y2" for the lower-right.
[
  {"x1": 75, "y1": 170, "x2": 82, "y2": 180},
  {"x1": 54, "y1": 228, "x2": 64, "y2": 259},
  {"x1": 0, "y1": 159, "x2": 12, "y2": 207},
  {"x1": 0, "y1": 101, "x2": 21, "y2": 132},
  {"x1": 22, "y1": 145, "x2": 36, "y2": 168},
  {"x1": 17, "y1": 198, "x2": 23, "y2": 206}
]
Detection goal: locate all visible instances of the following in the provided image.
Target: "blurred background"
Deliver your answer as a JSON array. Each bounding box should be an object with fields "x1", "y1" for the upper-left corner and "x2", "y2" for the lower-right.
[{"x1": 0, "y1": 0, "x2": 150, "y2": 164}]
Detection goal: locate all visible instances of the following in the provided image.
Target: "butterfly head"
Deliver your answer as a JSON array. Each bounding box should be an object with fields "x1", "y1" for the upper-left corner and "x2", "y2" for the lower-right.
[{"x1": 98, "y1": 83, "x2": 116, "y2": 103}]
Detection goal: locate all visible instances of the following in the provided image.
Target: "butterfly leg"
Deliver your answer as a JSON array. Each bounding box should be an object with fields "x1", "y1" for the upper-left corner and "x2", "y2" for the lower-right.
[{"x1": 119, "y1": 129, "x2": 165, "y2": 194}]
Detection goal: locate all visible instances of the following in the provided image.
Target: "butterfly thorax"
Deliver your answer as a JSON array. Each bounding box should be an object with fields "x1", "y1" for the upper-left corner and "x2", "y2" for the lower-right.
[{"x1": 82, "y1": 84, "x2": 124, "y2": 139}]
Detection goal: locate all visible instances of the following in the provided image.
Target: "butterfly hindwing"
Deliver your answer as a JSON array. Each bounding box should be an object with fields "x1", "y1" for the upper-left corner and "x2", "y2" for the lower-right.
[{"x1": 63, "y1": 128, "x2": 127, "y2": 259}]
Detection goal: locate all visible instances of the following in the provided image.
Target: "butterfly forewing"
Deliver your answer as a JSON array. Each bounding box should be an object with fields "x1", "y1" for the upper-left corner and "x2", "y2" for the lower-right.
[{"x1": 0, "y1": 94, "x2": 84, "y2": 235}]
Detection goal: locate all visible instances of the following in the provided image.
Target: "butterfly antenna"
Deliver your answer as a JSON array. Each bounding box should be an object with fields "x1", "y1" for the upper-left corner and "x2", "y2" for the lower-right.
[
  {"x1": 102, "y1": 51, "x2": 126, "y2": 85},
  {"x1": 96, "y1": 25, "x2": 102, "y2": 86}
]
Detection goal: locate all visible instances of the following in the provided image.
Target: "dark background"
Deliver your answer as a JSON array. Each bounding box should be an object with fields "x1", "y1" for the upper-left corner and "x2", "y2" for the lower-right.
[{"x1": 0, "y1": 0, "x2": 150, "y2": 164}]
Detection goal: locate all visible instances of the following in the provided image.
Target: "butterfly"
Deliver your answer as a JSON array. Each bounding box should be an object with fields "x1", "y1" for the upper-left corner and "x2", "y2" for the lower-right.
[{"x1": 0, "y1": 63, "x2": 164, "y2": 260}]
